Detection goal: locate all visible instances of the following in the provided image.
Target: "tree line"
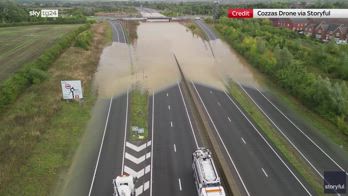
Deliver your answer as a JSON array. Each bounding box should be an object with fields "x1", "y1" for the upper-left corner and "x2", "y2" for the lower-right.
[{"x1": 215, "y1": 17, "x2": 348, "y2": 134}]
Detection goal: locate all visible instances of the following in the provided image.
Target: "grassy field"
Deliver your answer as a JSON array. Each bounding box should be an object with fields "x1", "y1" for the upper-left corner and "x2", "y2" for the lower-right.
[
  {"x1": 0, "y1": 22, "x2": 109, "y2": 196},
  {"x1": 0, "y1": 24, "x2": 81, "y2": 82}
]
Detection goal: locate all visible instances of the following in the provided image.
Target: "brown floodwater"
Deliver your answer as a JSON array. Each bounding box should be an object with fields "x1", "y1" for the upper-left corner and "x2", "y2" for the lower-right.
[
  {"x1": 57, "y1": 21, "x2": 261, "y2": 196},
  {"x1": 94, "y1": 21, "x2": 259, "y2": 97}
]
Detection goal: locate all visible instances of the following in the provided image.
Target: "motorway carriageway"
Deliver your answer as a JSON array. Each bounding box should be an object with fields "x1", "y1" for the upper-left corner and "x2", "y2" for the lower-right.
[
  {"x1": 192, "y1": 82, "x2": 314, "y2": 196},
  {"x1": 88, "y1": 83, "x2": 201, "y2": 196}
]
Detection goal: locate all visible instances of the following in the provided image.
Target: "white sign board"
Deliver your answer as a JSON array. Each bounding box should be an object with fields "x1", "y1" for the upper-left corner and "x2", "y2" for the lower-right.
[{"x1": 61, "y1": 80, "x2": 83, "y2": 100}]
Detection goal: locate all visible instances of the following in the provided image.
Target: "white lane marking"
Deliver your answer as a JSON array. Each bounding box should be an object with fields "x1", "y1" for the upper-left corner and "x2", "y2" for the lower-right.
[
  {"x1": 177, "y1": 82, "x2": 199, "y2": 148},
  {"x1": 150, "y1": 92, "x2": 154, "y2": 196},
  {"x1": 170, "y1": 121, "x2": 173, "y2": 127},
  {"x1": 147, "y1": 140, "x2": 152, "y2": 147},
  {"x1": 168, "y1": 105, "x2": 171, "y2": 110},
  {"x1": 121, "y1": 89, "x2": 129, "y2": 174},
  {"x1": 166, "y1": 93, "x2": 169, "y2": 97},
  {"x1": 192, "y1": 82, "x2": 251, "y2": 196},
  {"x1": 217, "y1": 102, "x2": 221, "y2": 106},
  {"x1": 174, "y1": 144, "x2": 177, "y2": 152},
  {"x1": 88, "y1": 98, "x2": 113, "y2": 196},
  {"x1": 253, "y1": 85, "x2": 346, "y2": 174},
  {"x1": 241, "y1": 137, "x2": 246, "y2": 144},
  {"x1": 262, "y1": 168, "x2": 269, "y2": 178},
  {"x1": 119, "y1": 22, "x2": 127, "y2": 43},
  {"x1": 238, "y1": 84, "x2": 323, "y2": 178},
  {"x1": 146, "y1": 152, "x2": 151, "y2": 159},
  {"x1": 144, "y1": 181, "x2": 150, "y2": 191},
  {"x1": 125, "y1": 153, "x2": 146, "y2": 164},
  {"x1": 178, "y1": 178, "x2": 182, "y2": 191},
  {"x1": 223, "y1": 90, "x2": 312, "y2": 196},
  {"x1": 112, "y1": 22, "x2": 120, "y2": 42},
  {"x1": 145, "y1": 165, "x2": 151, "y2": 174},
  {"x1": 135, "y1": 185, "x2": 143, "y2": 196},
  {"x1": 124, "y1": 166, "x2": 146, "y2": 179},
  {"x1": 210, "y1": 90, "x2": 213, "y2": 94},
  {"x1": 227, "y1": 117, "x2": 231, "y2": 122},
  {"x1": 126, "y1": 142, "x2": 147, "y2": 152}
]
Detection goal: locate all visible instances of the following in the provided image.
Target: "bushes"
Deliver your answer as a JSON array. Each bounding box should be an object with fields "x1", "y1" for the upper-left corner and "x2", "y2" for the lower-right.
[
  {"x1": 216, "y1": 17, "x2": 348, "y2": 135},
  {"x1": 75, "y1": 30, "x2": 93, "y2": 50},
  {"x1": 0, "y1": 24, "x2": 90, "y2": 113}
]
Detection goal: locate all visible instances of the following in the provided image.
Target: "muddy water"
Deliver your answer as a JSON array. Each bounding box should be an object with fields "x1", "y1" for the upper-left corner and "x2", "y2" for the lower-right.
[{"x1": 94, "y1": 22, "x2": 259, "y2": 97}]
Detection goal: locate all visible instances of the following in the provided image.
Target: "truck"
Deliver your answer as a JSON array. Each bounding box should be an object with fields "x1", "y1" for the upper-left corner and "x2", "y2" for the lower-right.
[
  {"x1": 192, "y1": 148, "x2": 226, "y2": 196},
  {"x1": 112, "y1": 175, "x2": 135, "y2": 196}
]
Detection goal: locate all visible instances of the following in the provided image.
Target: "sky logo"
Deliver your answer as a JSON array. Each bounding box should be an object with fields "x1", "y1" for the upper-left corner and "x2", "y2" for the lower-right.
[{"x1": 324, "y1": 171, "x2": 346, "y2": 194}]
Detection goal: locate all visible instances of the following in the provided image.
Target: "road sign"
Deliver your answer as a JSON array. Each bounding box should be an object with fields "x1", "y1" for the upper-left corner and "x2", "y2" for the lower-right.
[{"x1": 61, "y1": 80, "x2": 83, "y2": 100}]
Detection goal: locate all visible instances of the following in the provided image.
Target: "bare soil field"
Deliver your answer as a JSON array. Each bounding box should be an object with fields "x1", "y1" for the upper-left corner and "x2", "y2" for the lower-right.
[{"x1": 0, "y1": 24, "x2": 81, "y2": 82}]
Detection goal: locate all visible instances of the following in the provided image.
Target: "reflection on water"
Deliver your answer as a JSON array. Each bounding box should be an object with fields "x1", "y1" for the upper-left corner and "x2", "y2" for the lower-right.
[{"x1": 94, "y1": 22, "x2": 258, "y2": 97}]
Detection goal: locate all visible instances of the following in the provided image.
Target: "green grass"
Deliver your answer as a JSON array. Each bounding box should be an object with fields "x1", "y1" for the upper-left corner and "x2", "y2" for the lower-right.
[
  {"x1": 227, "y1": 81, "x2": 323, "y2": 195},
  {"x1": 129, "y1": 89, "x2": 149, "y2": 141},
  {"x1": 0, "y1": 24, "x2": 81, "y2": 82},
  {"x1": 264, "y1": 80, "x2": 348, "y2": 153},
  {"x1": 0, "y1": 22, "x2": 107, "y2": 196}
]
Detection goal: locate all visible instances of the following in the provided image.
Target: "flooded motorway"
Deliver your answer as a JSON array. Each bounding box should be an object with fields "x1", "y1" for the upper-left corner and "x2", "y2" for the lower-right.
[{"x1": 94, "y1": 21, "x2": 259, "y2": 97}]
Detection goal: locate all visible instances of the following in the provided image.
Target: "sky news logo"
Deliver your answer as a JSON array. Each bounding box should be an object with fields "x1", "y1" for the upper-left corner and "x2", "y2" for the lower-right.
[
  {"x1": 29, "y1": 9, "x2": 58, "y2": 18},
  {"x1": 324, "y1": 171, "x2": 346, "y2": 194}
]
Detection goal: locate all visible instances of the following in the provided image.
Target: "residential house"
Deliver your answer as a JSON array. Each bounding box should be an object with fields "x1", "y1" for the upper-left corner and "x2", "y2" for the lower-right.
[
  {"x1": 271, "y1": 18, "x2": 308, "y2": 31},
  {"x1": 332, "y1": 24, "x2": 348, "y2": 44}
]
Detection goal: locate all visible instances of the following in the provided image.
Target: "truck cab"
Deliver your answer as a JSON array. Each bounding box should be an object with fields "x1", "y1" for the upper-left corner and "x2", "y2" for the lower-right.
[{"x1": 112, "y1": 175, "x2": 135, "y2": 196}]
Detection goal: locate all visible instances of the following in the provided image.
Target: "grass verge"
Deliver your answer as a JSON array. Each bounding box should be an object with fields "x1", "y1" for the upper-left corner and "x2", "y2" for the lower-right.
[
  {"x1": 265, "y1": 79, "x2": 348, "y2": 153},
  {"x1": 182, "y1": 20, "x2": 208, "y2": 41},
  {"x1": 121, "y1": 20, "x2": 139, "y2": 44},
  {"x1": 227, "y1": 81, "x2": 322, "y2": 195},
  {"x1": 129, "y1": 88, "x2": 149, "y2": 141},
  {"x1": 0, "y1": 22, "x2": 109, "y2": 196}
]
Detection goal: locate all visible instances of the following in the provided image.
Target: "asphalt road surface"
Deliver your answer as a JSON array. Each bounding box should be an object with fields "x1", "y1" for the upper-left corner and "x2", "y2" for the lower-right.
[
  {"x1": 89, "y1": 94, "x2": 128, "y2": 196},
  {"x1": 109, "y1": 20, "x2": 127, "y2": 43},
  {"x1": 152, "y1": 83, "x2": 200, "y2": 196},
  {"x1": 239, "y1": 85, "x2": 348, "y2": 179},
  {"x1": 192, "y1": 83, "x2": 314, "y2": 196},
  {"x1": 194, "y1": 19, "x2": 217, "y2": 41}
]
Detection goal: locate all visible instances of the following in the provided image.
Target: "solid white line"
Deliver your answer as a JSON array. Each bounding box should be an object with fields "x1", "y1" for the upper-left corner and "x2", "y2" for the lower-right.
[
  {"x1": 118, "y1": 23, "x2": 127, "y2": 43},
  {"x1": 150, "y1": 92, "x2": 154, "y2": 196},
  {"x1": 192, "y1": 82, "x2": 251, "y2": 196},
  {"x1": 177, "y1": 82, "x2": 199, "y2": 148},
  {"x1": 261, "y1": 168, "x2": 269, "y2": 178},
  {"x1": 174, "y1": 144, "x2": 177, "y2": 152},
  {"x1": 168, "y1": 105, "x2": 171, "y2": 110},
  {"x1": 166, "y1": 93, "x2": 169, "y2": 97},
  {"x1": 121, "y1": 89, "x2": 129, "y2": 174},
  {"x1": 178, "y1": 178, "x2": 182, "y2": 191},
  {"x1": 88, "y1": 98, "x2": 113, "y2": 196},
  {"x1": 238, "y1": 84, "x2": 323, "y2": 178},
  {"x1": 227, "y1": 117, "x2": 231, "y2": 122},
  {"x1": 223, "y1": 90, "x2": 312, "y2": 195},
  {"x1": 170, "y1": 121, "x2": 173, "y2": 127},
  {"x1": 112, "y1": 22, "x2": 120, "y2": 42},
  {"x1": 241, "y1": 137, "x2": 246, "y2": 144},
  {"x1": 254, "y1": 86, "x2": 346, "y2": 174}
]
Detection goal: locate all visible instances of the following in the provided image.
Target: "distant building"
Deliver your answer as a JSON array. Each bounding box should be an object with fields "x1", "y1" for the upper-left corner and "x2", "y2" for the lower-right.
[
  {"x1": 270, "y1": 18, "x2": 348, "y2": 44},
  {"x1": 271, "y1": 18, "x2": 308, "y2": 31}
]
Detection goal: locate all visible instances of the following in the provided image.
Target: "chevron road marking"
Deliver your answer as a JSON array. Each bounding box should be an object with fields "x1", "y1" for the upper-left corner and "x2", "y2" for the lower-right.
[{"x1": 126, "y1": 142, "x2": 148, "y2": 152}]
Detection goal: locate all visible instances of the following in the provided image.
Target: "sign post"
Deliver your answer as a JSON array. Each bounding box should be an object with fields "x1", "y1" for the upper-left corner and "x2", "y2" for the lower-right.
[{"x1": 61, "y1": 80, "x2": 83, "y2": 101}]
